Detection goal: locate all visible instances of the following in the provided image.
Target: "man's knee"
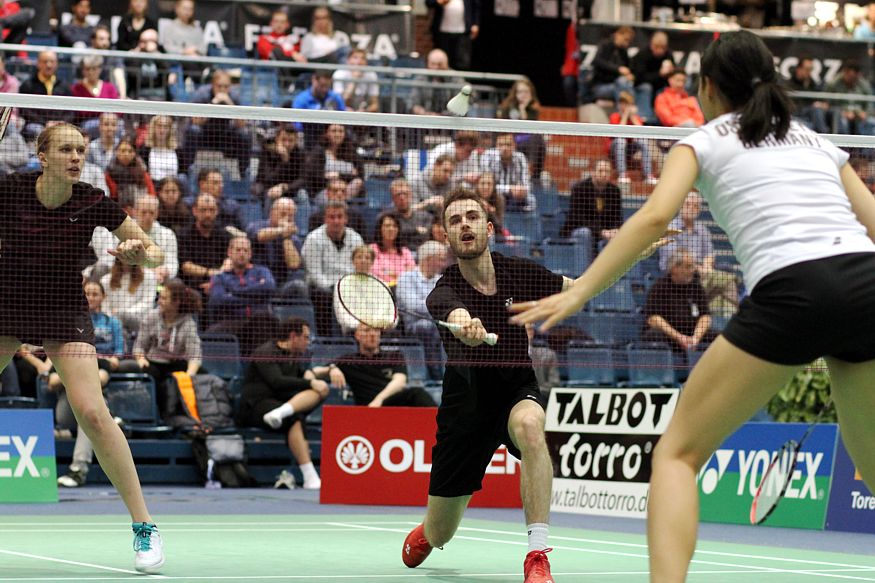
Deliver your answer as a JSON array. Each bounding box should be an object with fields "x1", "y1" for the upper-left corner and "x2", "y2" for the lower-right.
[
  {"x1": 510, "y1": 407, "x2": 546, "y2": 452},
  {"x1": 311, "y1": 383, "x2": 329, "y2": 400}
]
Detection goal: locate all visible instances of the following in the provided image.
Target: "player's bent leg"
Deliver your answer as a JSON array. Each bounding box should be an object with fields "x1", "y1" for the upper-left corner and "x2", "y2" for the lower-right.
[
  {"x1": 508, "y1": 400, "x2": 552, "y2": 525},
  {"x1": 403, "y1": 494, "x2": 470, "y2": 568},
  {"x1": 648, "y1": 336, "x2": 798, "y2": 583},
  {"x1": 824, "y1": 357, "x2": 875, "y2": 489},
  {"x1": 424, "y1": 494, "x2": 470, "y2": 547}
]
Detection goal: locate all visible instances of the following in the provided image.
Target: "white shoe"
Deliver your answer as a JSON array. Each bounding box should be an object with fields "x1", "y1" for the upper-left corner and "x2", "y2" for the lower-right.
[
  {"x1": 303, "y1": 476, "x2": 322, "y2": 490},
  {"x1": 274, "y1": 470, "x2": 297, "y2": 489},
  {"x1": 645, "y1": 176, "x2": 659, "y2": 186},
  {"x1": 262, "y1": 410, "x2": 283, "y2": 429},
  {"x1": 133, "y1": 523, "x2": 165, "y2": 574}
]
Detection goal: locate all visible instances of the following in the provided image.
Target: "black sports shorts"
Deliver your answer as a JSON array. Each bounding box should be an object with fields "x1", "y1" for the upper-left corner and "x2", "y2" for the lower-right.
[
  {"x1": 0, "y1": 302, "x2": 96, "y2": 347},
  {"x1": 722, "y1": 252, "x2": 875, "y2": 366},
  {"x1": 429, "y1": 366, "x2": 545, "y2": 498}
]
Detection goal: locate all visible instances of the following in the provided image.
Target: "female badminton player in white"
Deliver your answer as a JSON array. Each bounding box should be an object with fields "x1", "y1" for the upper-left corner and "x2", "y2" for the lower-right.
[
  {"x1": 511, "y1": 30, "x2": 875, "y2": 582},
  {"x1": 0, "y1": 123, "x2": 166, "y2": 573}
]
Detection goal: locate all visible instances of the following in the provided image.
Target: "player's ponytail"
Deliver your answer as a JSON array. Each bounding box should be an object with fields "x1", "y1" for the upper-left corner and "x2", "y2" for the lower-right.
[{"x1": 701, "y1": 30, "x2": 793, "y2": 147}]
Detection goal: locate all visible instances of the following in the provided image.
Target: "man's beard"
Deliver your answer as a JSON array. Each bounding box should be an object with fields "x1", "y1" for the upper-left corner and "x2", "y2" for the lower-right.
[{"x1": 452, "y1": 237, "x2": 488, "y2": 260}]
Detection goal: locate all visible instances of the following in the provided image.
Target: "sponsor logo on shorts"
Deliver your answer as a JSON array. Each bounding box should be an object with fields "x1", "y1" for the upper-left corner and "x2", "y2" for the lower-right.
[
  {"x1": 69, "y1": 217, "x2": 79, "y2": 222},
  {"x1": 335, "y1": 435, "x2": 374, "y2": 475},
  {"x1": 75, "y1": 328, "x2": 84, "y2": 334}
]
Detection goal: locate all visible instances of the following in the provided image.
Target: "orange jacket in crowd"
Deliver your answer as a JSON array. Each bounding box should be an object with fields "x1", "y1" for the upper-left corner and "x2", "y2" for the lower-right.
[{"x1": 654, "y1": 88, "x2": 705, "y2": 127}]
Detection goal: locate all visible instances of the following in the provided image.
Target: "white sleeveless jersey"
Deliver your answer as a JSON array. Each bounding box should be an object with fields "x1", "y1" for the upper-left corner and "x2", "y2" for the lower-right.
[{"x1": 676, "y1": 113, "x2": 875, "y2": 291}]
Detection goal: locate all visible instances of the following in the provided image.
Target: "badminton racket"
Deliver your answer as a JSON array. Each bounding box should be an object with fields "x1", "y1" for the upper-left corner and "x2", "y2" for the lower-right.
[
  {"x1": 0, "y1": 107, "x2": 12, "y2": 141},
  {"x1": 336, "y1": 273, "x2": 498, "y2": 345},
  {"x1": 749, "y1": 402, "x2": 831, "y2": 525}
]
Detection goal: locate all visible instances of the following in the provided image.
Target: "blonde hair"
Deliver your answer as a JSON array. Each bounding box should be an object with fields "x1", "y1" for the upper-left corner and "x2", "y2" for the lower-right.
[
  {"x1": 36, "y1": 123, "x2": 87, "y2": 154},
  {"x1": 352, "y1": 245, "x2": 375, "y2": 262},
  {"x1": 145, "y1": 115, "x2": 178, "y2": 149}
]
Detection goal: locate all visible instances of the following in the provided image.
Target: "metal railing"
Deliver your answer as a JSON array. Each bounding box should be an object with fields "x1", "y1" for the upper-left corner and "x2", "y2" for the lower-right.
[{"x1": 0, "y1": 42, "x2": 526, "y2": 116}]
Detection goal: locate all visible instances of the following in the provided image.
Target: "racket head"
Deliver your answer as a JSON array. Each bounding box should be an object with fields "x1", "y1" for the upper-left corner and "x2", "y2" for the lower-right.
[
  {"x1": 749, "y1": 439, "x2": 800, "y2": 525},
  {"x1": 336, "y1": 273, "x2": 397, "y2": 330},
  {"x1": 0, "y1": 107, "x2": 11, "y2": 141}
]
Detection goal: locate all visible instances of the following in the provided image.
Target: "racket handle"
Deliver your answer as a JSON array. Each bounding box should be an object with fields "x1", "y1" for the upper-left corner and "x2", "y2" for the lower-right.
[{"x1": 440, "y1": 321, "x2": 498, "y2": 346}]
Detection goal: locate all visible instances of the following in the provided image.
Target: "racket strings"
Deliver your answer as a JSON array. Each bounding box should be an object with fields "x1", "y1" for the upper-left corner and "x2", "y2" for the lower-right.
[{"x1": 337, "y1": 274, "x2": 397, "y2": 329}]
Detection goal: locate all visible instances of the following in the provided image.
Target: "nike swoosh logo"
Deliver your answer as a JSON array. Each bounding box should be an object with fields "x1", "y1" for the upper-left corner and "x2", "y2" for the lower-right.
[
  {"x1": 76, "y1": 328, "x2": 84, "y2": 333},
  {"x1": 69, "y1": 217, "x2": 79, "y2": 222}
]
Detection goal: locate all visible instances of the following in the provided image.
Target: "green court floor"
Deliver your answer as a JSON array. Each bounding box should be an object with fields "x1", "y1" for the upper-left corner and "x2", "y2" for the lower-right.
[{"x1": 1, "y1": 514, "x2": 874, "y2": 582}]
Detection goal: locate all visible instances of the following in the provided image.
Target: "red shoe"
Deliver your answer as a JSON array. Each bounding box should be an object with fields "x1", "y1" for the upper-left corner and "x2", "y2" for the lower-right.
[
  {"x1": 402, "y1": 523, "x2": 433, "y2": 568},
  {"x1": 523, "y1": 548, "x2": 554, "y2": 583}
]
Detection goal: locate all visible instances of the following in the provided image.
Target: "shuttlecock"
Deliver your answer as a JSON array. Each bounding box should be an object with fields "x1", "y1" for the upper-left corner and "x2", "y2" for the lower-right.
[{"x1": 447, "y1": 85, "x2": 472, "y2": 117}]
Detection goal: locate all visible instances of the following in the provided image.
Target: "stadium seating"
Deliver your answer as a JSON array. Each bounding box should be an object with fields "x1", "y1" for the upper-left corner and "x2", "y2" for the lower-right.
[
  {"x1": 578, "y1": 310, "x2": 642, "y2": 346},
  {"x1": 492, "y1": 236, "x2": 532, "y2": 258},
  {"x1": 310, "y1": 336, "x2": 357, "y2": 366},
  {"x1": 239, "y1": 67, "x2": 283, "y2": 107},
  {"x1": 504, "y1": 211, "x2": 543, "y2": 242},
  {"x1": 590, "y1": 277, "x2": 637, "y2": 312},
  {"x1": 225, "y1": 179, "x2": 252, "y2": 202},
  {"x1": 269, "y1": 299, "x2": 317, "y2": 333},
  {"x1": 0, "y1": 396, "x2": 38, "y2": 409},
  {"x1": 103, "y1": 374, "x2": 171, "y2": 435},
  {"x1": 624, "y1": 342, "x2": 677, "y2": 387},
  {"x1": 381, "y1": 338, "x2": 429, "y2": 388},
  {"x1": 201, "y1": 333, "x2": 244, "y2": 381},
  {"x1": 542, "y1": 237, "x2": 590, "y2": 277},
  {"x1": 364, "y1": 176, "x2": 393, "y2": 210},
  {"x1": 565, "y1": 342, "x2": 616, "y2": 387}
]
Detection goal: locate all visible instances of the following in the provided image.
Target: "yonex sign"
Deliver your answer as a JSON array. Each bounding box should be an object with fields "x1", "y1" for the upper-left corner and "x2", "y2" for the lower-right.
[
  {"x1": 0, "y1": 436, "x2": 40, "y2": 478},
  {"x1": 698, "y1": 422, "x2": 837, "y2": 529},
  {"x1": 0, "y1": 410, "x2": 58, "y2": 503}
]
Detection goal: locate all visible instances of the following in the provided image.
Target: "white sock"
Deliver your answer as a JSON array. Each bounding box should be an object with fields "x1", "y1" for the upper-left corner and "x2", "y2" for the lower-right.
[
  {"x1": 263, "y1": 403, "x2": 295, "y2": 429},
  {"x1": 300, "y1": 462, "x2": 320, "y2": 487},
  {"x1": 527, "y1": 523, "x2": 549, "y2": 552}
]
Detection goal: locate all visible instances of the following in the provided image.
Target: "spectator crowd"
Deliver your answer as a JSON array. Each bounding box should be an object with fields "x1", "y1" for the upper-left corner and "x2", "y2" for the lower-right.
[{"x1": 8, "y1": 0, "x2": 875, "y2": 491}]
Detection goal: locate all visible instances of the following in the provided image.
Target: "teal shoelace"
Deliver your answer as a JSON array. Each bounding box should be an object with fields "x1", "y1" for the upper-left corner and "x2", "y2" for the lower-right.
[{"x1": 132, "y1": 523, "x2": 156, "y2": 552}]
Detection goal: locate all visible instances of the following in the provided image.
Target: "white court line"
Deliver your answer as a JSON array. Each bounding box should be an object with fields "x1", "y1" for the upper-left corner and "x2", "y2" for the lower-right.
[
  {"x1": 331, "y1": 522, "x2": 875, "y2": 582},
  {"x1": 5, "y1": 519, "x2": 875, "y2": 581},
  {"x1": 0, "y1": 549, "x2": 164, "y2": 579},
  {"x1": 456, "y1": 526, "x2": 875, "y2": 571},
  {"x1": 0, "y1": 520, "x2": 418, "y2": 532},
  {"x1": 0, "y1": 570, "x2": 832, "y2": 581},
  {"x1": 0, "y1": 528, "x2": 374, "y2": 533},
  {"x1": 6, "y1": 519, "x2": 874, "y2": 572}
]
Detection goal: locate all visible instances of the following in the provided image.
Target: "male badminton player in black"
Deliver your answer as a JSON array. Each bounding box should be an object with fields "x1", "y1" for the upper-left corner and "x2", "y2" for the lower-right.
[
  {"x1": 402, "y1": 188, "x2": 573, "y2": 583},
  {"x1": 0, "y1": 123, "x2": 166, "y2": 573}
]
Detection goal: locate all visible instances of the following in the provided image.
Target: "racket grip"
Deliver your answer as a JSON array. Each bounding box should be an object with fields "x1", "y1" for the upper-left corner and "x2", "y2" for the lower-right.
[{"x1": 441, "y1": 322, "x2": 498, "y2": 346}]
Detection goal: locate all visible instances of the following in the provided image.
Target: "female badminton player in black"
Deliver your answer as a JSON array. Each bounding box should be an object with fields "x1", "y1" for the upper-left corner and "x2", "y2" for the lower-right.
[
  {"x1": 401, "y1": 188, "x2": 576, "y2": 583},
  {"x1": 0, "y1": 123, "x2": 166, "y2": 573},
  {"x1": 511, "y1": 31, "x2": 875, "y2": 582}
]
